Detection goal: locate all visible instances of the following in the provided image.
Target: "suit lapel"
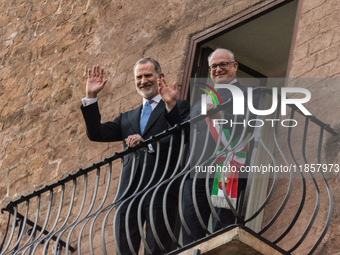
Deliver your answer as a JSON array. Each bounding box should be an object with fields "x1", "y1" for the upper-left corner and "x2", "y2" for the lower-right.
[
  {"x1": 128, "y1": 104, "x2": 143, "y2": 135},
  {"x1": 218, "y1": 81, "x2": 242, "y2": 104},
  {"x1": 142, "y1": 100, "x2": 165, "y2": 135}
]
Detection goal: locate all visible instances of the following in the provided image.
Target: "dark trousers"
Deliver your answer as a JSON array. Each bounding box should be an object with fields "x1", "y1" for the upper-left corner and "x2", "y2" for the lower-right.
[
  {"x1": 114, "y1": 192, "x2": 177, "y2": 255},
  {"x1": 181, "y1": 178, "x2": 236, "y2": 245}
]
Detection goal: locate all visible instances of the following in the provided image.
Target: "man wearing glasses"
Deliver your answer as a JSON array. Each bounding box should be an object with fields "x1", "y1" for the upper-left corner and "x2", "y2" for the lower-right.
[
  {"x1": 208, "y1": 49, "x2": 238, "y2": 84},
  {"x1": 180, "y1": 48, "x2": 260, "y2": 245}
]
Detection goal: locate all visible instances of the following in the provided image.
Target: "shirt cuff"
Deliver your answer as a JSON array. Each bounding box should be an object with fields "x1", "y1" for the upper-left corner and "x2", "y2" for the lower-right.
[{"x1": 82, "y1": 97, "x2": 98, "y2": 107}]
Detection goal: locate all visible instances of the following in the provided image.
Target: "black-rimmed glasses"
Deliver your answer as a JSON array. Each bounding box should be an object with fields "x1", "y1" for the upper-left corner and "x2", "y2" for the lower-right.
[{"x1": 209, "y1": 61, "x2": 235, "y2": 71}]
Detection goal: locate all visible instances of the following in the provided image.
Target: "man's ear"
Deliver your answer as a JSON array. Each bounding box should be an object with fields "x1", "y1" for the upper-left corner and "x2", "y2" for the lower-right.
[{"x1": 234, "y1": 62, "x2": 239, "y2": 70}]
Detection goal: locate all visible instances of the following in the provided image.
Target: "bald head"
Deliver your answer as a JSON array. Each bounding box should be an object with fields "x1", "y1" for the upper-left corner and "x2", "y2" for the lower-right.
[{"x1": 208, "y1": 48, "x2": 235, "y2": 64}]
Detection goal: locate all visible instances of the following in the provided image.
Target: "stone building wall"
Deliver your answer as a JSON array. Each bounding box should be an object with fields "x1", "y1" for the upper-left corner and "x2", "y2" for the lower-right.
[
  {"x1": 0, "y1": 0, "x2": 265, "y2": 252},
  {"x1": 0, "y1": 0, "x2": 339, "y2": 254},
  {"x1": 261, "y1": 0, "x2": 340, "y2": 255}
]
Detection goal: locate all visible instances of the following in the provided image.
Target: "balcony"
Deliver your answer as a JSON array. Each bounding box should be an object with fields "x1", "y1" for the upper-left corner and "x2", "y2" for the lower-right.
[{"x1": 0, "y1": 88, "x2": 337, "y2": 255}]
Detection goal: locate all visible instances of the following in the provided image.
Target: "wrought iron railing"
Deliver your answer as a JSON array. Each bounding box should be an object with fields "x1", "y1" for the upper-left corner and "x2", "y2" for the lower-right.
[{"x1": 0, "y1": 88, "x2": 337, "y2": 255}]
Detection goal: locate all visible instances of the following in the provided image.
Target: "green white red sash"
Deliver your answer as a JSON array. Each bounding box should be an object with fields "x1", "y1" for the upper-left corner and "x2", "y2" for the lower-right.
[
  {"x1": 207, "y1": 118, "x2": 249, "y2": 209},
  {"x1": 199, "y1": 84, "x2": 249, "y2": 209}
]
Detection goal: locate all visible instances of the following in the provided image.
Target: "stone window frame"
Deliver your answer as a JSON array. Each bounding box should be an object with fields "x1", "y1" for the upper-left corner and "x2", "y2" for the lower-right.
[{"x1": 180, "y1": 0, "x2": 301, "y2": 100}]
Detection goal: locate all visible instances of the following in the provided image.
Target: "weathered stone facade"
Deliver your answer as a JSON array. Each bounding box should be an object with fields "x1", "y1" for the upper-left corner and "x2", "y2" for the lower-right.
[
  {"x1": 262, "y1": 0, "x2": 340, "y2": 254},
  {"x1": 0, "y1": 0, "x2": 339, "y2": 254}
]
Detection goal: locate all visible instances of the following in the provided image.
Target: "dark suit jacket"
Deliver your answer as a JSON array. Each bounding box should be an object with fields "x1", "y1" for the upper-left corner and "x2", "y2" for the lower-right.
[
  {"x1": 81, "y1": 99, "x2": 190, "y2": 200},
  {"x1": 190, "y1": 82, "x2": 260, "y2": 188}
]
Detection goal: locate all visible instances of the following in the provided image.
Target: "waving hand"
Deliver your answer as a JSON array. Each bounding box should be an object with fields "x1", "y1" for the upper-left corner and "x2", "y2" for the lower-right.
[{"x1": 86, "y1": 65, "x2": 108, "y2": 98}]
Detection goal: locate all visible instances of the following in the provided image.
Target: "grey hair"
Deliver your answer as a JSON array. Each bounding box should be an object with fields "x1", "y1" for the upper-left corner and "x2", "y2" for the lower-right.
[
  {"x1": 207, "y1": 48, "x2": 235, "y2": 63},
  {"x1": 134, "y1": 58, "x2": 162, "y2": 75}
]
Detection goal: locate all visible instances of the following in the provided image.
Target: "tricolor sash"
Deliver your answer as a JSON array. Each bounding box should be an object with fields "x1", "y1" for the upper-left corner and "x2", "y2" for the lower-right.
[{"x1": 200, "y1": 85, "x2": 249, "y2": 209}]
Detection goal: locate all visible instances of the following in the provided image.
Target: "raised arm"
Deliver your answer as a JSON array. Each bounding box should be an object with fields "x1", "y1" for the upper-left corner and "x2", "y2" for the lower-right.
[{"x1": 158, "y1": 77, "x2": 178, "y2": 111}]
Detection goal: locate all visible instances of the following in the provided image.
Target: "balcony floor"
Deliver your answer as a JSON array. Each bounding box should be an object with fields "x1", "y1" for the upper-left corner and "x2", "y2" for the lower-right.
[{"x1": 179, "y1": 227, "x2": 288, "y2": 255}]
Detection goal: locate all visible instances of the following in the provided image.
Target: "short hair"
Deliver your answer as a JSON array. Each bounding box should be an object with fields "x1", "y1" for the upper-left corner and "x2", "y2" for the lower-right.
[
  {"x1": 134, "y1": 58, "x2": 162, "y2": 75},
  {"x1": 207, "y1": 48, "x2": 235, "y2": 63}
]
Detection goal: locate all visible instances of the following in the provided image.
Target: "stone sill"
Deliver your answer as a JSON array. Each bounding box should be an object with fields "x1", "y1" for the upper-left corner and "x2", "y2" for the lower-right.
[{"x1": 178, "y1": 227, "x2": 287, "y2": 255}]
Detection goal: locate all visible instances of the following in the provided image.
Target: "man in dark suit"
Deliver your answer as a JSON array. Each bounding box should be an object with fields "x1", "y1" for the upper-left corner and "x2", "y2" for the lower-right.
[
  {"x1": 181, "y1": 48, "x2": 260, "y2": 245},
  {"x1": 81, "y1": 58, "x2": 190, "y2": 254}
]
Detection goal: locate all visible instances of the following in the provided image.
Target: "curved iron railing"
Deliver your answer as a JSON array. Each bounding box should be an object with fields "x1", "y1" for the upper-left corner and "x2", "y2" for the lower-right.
[{"x1": 0, "y1": 88, "x2": 337, "y2": 255}]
